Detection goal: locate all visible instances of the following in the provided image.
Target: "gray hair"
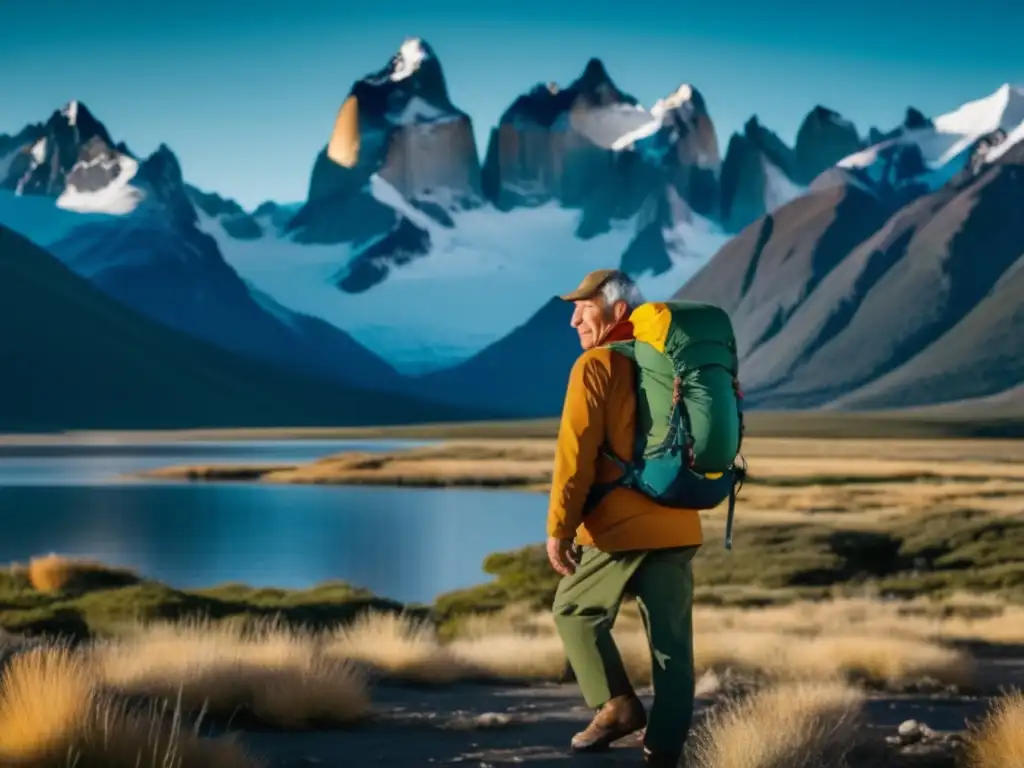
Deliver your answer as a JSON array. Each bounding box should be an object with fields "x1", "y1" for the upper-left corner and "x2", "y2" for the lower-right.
[{"x1": 599, "y1": 271, "x2": 645, "y2": 316}]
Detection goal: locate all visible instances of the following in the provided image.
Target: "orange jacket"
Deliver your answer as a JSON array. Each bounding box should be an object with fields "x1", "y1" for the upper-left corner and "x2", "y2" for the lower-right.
[{"x1": 546, "y1": 345, "x2": 704, "y2": 552}]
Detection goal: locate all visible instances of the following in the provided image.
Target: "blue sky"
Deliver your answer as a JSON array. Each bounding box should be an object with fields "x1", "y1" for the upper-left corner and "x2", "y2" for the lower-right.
[{"x1": 1, "y1": 0, "x2": 1021, "y2": 210}]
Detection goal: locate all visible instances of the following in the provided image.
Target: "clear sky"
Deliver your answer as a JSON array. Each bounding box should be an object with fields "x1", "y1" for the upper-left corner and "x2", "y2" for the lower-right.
[{"x1": 1, "y1": 0, "x2": 1021, "y2": 210}]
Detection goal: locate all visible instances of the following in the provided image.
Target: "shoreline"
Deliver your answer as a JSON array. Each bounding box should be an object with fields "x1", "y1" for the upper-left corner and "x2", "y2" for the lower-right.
[
  {"x1": 5, "y1": 408, "x2": 1024, "y2": 446},
  {"x1": 132, "y1": 440, "x2": 556, "y2": 491},
  {"x1": 130, "y1": 435, "x2": 1024, "y2": 490}
]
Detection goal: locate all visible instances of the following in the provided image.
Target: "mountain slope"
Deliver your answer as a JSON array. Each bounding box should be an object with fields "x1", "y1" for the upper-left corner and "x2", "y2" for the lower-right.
[
  {"x1": 0, "y1": 225, "x2": 476, "y2": 431},
  {"x1": 673, "y1": 182, "x2": 894, "y2": 359},
  {"x1": 831, "y1": 251, "x2": 1024, "y2": 409},
  {"x1": 836, "y1": 84, "x2": 1024, "y2": 194},
  {"x1": 0, "y1": 107, "x2": 403, "y2": 393},
  {"x1": 417, "y1": 298, "x2": 579, "y2": 416},
  {"x1": 674, "y1": 121, "x2": 1024, "y2": 410}
]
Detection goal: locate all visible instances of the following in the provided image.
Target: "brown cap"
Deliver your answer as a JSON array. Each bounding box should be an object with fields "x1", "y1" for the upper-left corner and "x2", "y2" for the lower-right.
[{"x1": 559, "y1": 268, "x2": 621, "y2": 302}]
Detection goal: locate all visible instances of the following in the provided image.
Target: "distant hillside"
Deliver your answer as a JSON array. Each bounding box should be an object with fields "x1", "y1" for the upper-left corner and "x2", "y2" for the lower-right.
[
  {"x1": 0, "y1": 225, "x2": 479, "y2": 431},
  {"x1": 418, "y1": 298, "x2": 579, "y2": 416},
  {"x1": 674, "y1": 138, "x2": 1024, "y2": 409}
]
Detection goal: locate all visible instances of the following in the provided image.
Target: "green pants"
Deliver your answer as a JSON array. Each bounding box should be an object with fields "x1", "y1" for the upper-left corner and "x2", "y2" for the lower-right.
[{"x1": 552, "y1": 545, "x2": 698, "y2": 757}]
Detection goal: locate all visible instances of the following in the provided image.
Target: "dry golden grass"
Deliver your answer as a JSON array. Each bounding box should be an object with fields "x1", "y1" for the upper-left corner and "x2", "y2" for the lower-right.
[
  {"x1": 91, "y1": 619, "x2": 371, "y2": 728},
  {"x1": 0, "y1": 646, "x2": 256, "y2": 768},
  {"x1": 24, "y1": 554, "x2": 138, "y2": 594},
  {"x1": 326, "y1": 611, "x2": 465, "y2": 685},
  {"x1": 325, "y1": 610, "x2": 569, "y2": 684},
  {"x1": 693, "y1": 595, "x2": 1024, "y2": 646},
  {"x1": 442, "y1": 599, "x2": 975, "y2": 689},
  {"x1": 689, "y1": 681, "x2": 865, "y2": 768},
  {"x1": 964, "y1": 690, "x2": 1024, "y2": 768},
  {"x1": 694, "y1": 631, "x2": 973, "y2": 688},
  {"x1": 447, "y1": 633, "x2": 568, "y2": 682},
  {"x1": 263, "y1": 442, "x2": 553, "y2": 488}
]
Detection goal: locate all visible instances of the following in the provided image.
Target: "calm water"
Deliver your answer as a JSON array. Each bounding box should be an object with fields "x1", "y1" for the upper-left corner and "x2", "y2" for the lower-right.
[{"x1": 0, "y1": 440, "x2": 547, "y2": 604}]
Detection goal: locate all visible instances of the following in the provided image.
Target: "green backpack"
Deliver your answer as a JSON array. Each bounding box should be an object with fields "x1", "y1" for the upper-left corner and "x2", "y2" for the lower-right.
[{"x1": 584, "y1": 300, "x2": 746, "y2": 549}]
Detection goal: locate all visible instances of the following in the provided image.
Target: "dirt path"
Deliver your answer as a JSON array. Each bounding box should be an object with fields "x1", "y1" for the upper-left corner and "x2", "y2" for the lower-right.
[{"x1": 239, "y1": 681, "x2": 997, "y2": 767}]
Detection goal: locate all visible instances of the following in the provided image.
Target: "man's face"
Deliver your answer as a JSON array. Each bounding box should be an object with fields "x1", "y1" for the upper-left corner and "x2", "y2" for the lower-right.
[{"x1": 571, "y1": 297, "x2": 624, "y2": 350}]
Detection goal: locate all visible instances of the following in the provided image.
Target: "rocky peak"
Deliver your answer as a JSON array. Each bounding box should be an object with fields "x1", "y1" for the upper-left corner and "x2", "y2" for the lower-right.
[
  {"x1": 903, "y1": 107, "x2": 931, "y2": 130},
  {"x1": 569, "y1": 58, "x2": 636, "y2": 108},
  {"x1": 136, "y1": 144, "x2": 196, "y2": 226},
  {"x1": 1, "y1": 99, "x2": 127, "y2": 199},
  {"x1": 49, "y1": 100, "x2": 115, "y2": 150},
  {"x1": 351, "y1": 37, "x2": 455, "y2": 118},
  {"x1": 793, "y1": 104, "x2": 864, "y2": 184},
  {"x1": 741, "y1": 116, "x2": 796, "y2": 175}
]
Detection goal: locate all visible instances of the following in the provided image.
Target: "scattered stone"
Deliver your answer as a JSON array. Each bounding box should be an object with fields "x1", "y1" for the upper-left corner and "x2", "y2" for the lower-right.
[
  {"x1": 444, "y1": 712, "x2": 517, "y2": 730},
  {"x1": 897, "y1": 719, "x2": 923, "y2": 744},
  {"x1": 695, "y1": 670, "x2": 721, "y2": 697}
]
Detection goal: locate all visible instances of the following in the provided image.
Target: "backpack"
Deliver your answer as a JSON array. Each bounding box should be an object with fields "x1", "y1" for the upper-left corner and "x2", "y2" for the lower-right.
[{"x1": 583, "y1": 300, "x2": 747, "y2": 549}]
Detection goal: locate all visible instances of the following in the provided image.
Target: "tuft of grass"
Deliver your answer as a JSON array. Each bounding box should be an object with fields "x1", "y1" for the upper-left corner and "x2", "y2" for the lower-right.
[
  {"x1": 447, "y1": 633, "x2": 569, "y2": 683},
  {"x1": 0, "y1": 646, "x2": 256, "y2": 767},
  {"x1": 326, "y1": 611, "x2": 465, "y2": 685},
  {"x1": 693, "y1": 631, "x2": 973, "y2": 689},
  {"x1": 325, "y1": 611, "x2": 570, "y2": 685},
  {"x1": 689, "y1": 681, "x2": 865, "y2": 768},
  {"x1": 964, "y1": 689, "x2": 1024, "y2": 768},
  {"x1": 25, "y1": 555, "x2": 140, "y2": 595},
  {"x1": 91, "y1": 618, "x2": 371, "y2": 728}
]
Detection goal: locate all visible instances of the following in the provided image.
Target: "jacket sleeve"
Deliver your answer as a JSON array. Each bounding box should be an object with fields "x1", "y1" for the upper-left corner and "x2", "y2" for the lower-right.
[{"x1": 547, "y1": 350, "x2": 611, "y2": 539}]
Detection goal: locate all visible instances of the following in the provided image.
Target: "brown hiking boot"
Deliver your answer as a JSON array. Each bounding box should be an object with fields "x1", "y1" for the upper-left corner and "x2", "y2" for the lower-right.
[{"x1": 570, "y1": 693, "x2": 647, "y2": 752}]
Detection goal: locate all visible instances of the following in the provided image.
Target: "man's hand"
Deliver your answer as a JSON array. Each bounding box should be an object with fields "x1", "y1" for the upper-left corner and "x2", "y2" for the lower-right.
[{"x1": 547, "y1": 536, "x2": 580, "y2": 576}]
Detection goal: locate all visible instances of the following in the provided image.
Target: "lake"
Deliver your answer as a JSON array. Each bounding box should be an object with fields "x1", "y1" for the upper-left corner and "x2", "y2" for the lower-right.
[{"x1": 0, "y1": 440, "x2": 548, "y2": 604}]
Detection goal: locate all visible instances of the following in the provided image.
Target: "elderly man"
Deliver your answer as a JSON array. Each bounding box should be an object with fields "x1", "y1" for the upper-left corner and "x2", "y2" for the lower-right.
[{"x1": 547, "y1": 268, "x2": 702, "y2": 767}]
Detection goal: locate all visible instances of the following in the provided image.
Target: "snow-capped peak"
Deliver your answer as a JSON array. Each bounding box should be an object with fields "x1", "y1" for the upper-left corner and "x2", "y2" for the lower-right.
[
  {"x1": 837, "y1": 82, "x2": 1024, "y2": 183},
  {"x1": 651, "y1": 84, "x2": 695, "y2": 119},
  {"x1": 933, "y1": 83, "x2": 1024, "y2": 137},
  {"x1": 61, "y1": 99, "x2": 80, "y2": 127},
  {"x1": 606, "y1": 83, "x2": 708, "y2": 152},
  {"x1": 391, "y1": 38, "x2": 427, "y2": 82}
]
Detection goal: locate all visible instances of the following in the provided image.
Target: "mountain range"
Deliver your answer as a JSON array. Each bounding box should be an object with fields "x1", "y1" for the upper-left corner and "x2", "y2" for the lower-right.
[
  {"x1": 1, "y1": 37, "x2": 1022, "y2": 427},
  {"x1": 0, "y1": 224, "x2": 479, "y2": 431}
]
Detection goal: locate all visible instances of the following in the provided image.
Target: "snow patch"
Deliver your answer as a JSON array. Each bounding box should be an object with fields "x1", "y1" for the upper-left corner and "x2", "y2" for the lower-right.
[
  {"x1": 29, "y1": 138, "x2": 47, "y2": 164},
  {"x1": 606, "y1": 84, "x2": 700, "y2": 152},
  {"x1": 634, "y1": 214, "x2": 730, "y2": 300},
  {"x1": 575, "y1": 103, "x2": 654, "y2": 151},
  {"x1": 762, "y1": 157, "x2": 807, "y2": 212},
  {"x1": 837, "y1": 83, "x2": 1024, "y2": 180},
  {"x1": 62, "y1": 100, "x2": 79, "y2": 127},
  {"x1": 651, "y1": 84, "x2": 695, "y2": 119},
  {"x1": 204, "y1": 185, "x2": 702, "y2": 373},
  {"x1": 56, "y1": 154, "x2": 144, "y2": 215},
  {"x1": 391, "y1": 38, "x2": 426, "y2": 82},
  {"x1": 369, "y1": 175, "x2": 443, "y2": 233},
  {"x1": 986, "y1": 119, "x2": 1024, "y2": 163}
]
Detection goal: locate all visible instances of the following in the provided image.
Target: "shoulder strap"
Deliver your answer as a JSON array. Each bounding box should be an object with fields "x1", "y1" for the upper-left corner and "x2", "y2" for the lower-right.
[{"x1": 603, "y1": 339, "x2": 636, "y2": 359}]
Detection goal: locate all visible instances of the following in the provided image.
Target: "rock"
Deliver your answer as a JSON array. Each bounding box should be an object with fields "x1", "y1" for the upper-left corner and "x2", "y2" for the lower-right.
[
  {"x1": 445, "y1": 712, "x2": 517, "y2": 730},
  {"x1": 898, "y1": 719, "x2": 923, "y2": 744}
]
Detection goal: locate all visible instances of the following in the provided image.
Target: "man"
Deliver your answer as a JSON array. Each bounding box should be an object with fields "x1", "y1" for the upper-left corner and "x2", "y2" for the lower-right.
[{"x1": 547, "y1": 268, "x2": 702, "y2": 767}]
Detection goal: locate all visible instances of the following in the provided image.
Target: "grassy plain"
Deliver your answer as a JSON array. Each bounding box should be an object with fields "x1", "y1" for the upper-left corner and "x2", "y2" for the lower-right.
[{"x1": 1, "y1": 433, "x2": 1023, "y2": 766}]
